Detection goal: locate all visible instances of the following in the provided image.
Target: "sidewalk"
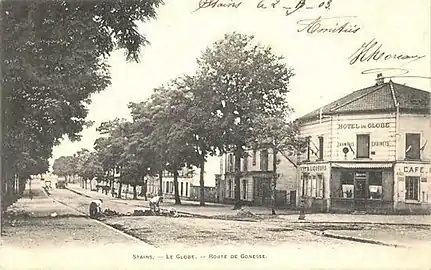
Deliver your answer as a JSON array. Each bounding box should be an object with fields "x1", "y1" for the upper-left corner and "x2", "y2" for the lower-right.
[{"x1": 67, "y1": 185, "x2": 431, "y2": 226}]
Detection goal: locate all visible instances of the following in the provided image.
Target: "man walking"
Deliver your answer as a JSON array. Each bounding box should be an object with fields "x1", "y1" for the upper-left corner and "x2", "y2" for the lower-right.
[
  {"x1": 89, "y1": 199, "x2": 103, "y2": 219},
  {"x1": 149, "y1": 195, "x2": 163, "y2": 215}
]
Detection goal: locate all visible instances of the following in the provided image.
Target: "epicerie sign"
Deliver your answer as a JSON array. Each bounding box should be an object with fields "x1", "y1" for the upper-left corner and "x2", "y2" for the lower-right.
[
  {"x1": 337, "y1": 122, "x2": 390, "y2": 129},
  {"x1": 301, "y1": 165, "x2": 327, "y2": 172}
]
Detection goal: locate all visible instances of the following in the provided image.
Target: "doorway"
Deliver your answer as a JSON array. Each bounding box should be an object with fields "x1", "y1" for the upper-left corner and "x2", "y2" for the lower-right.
[{"x1": 354, "y1": 171, "x2": 367, "y2": 211}]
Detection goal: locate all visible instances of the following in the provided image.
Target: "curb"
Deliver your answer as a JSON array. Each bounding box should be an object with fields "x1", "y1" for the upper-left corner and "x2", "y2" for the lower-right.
[
  {"x1": 291, "y1": 220, "x2": 431, "y2": 228},
  {"x1": 321, "y1": 231, "x2": 409, "y2": 248}
]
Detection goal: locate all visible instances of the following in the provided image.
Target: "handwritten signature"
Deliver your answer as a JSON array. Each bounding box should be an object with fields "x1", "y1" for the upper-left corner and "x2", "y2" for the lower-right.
[
  {"x1": 192, "y1": 0, "x2": 333, "y2": 16},
  {"x1": 297, "y1": 16, "x2": 360, "y2": 34},
  {"x1": 349, "y1": 38, "x2": 426, "y2": 66}
]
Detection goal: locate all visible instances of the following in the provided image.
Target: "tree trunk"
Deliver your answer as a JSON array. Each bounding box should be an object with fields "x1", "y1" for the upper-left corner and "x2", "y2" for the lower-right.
[
  {"x1": 158, "y1": 170, "x2": 163, "y2": 196},
  {"x1": 271, "y1": 146, "x2": 277, "y2": 215},
  {"x1": 143, "y1": 180, "x2": 148, "y2": 201},
  {"x1": 199, "y1": 154, "x2": 206, "y2": 206},
  {"x1": 118, "y1": 182, "x2": 123, "y2": 198},
  {"x1": 173, "y1": 171, "x2": 181, "y2": 205},
  {"x1": 133, "y1": 183, "x2": 137, "y2": 200},
  {"x1": 233, "y1": 147, "x2": 242, "y2": 210},
  {"x1": 125, "y1": 184, "x2": 129, "y2": 199}
]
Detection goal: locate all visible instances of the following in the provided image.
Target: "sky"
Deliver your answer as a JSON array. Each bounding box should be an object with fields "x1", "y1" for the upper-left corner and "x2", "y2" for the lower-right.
[{"x1": 50, "y1": 0, "x2": 430, "y2": 183}]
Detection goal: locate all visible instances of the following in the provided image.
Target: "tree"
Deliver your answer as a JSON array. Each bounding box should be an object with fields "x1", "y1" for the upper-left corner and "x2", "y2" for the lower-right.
[
  {"x1": 1, "y1": 0, "x2": 163, "y2": 209},
  {"x1": 172, "y1": 75, "x2": 221, "y2": 206},
  {"x1": 94, "y1": 118, "x2": 129, "y2": 197},
  {"x1": 196, "y1": 32, "x2": 295, "y2": 209},
  {"x1": 251, "y1": 115, "x2": 306, "y2": 214}
]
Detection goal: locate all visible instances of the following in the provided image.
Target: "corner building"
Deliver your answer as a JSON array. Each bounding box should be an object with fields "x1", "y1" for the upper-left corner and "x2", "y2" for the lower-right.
[{"x1": 296, "y1": 75, "x2": 431, "y2": 214}]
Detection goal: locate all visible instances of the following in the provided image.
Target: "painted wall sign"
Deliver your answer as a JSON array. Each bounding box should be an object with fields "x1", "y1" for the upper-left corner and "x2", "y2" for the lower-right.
[
  {"x1": 337, "y1": 122, "x2": 390, "y2": 129},
  {"x1": 301, "y1": 165, "x2": 327, "y2": 172},
  {"x1": 371, "y1": 141, "x2": 390, "y2": 147},
  {"x1": 337, "y1": 142, "x2": 355, "y2": 147}
]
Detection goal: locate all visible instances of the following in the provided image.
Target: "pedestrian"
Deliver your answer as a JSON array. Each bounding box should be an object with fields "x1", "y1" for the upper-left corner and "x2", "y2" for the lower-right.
[
  {"x1": 149, "y1": 195, "x2": 163, "y2": 215},
  {"x1": 89, "y1": 199, "x2": 103, "y2": 218}
]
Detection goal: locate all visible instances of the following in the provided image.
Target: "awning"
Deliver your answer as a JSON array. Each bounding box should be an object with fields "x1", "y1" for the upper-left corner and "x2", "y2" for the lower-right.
[{"x1": 332, "y1": 163, "x2": 394, "y2": 169}]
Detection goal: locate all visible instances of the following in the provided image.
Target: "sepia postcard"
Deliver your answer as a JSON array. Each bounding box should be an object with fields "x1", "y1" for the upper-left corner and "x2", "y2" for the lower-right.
[{"x1": 1, "y1": 0, "x2": 430, "y2": 269}]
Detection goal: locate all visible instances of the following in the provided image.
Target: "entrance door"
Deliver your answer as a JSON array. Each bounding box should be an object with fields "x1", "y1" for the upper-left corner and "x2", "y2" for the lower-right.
[{"x1": 354, "y1": 172, "x2": 367, "y2": 211}]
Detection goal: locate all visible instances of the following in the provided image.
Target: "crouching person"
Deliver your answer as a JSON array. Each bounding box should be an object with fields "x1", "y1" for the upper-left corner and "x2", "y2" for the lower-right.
[
  {"x1": 89, "y1": 199, "x2": 103, "y2": 219},
  {"x1": 149, "y1": 195, "x2": 163, "y2": 215}
]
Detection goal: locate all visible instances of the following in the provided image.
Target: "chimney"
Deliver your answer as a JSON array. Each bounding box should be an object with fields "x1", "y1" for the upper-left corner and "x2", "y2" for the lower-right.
[{"x1": 375, "y1": 73, "x2": 384, "y2": 85}]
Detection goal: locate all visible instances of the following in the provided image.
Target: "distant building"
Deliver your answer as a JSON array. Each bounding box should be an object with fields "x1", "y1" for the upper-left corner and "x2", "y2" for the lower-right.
[
  {"x1": 146, "y1": 168, "x2": 196, "y2": 199},
  {"x1": 217, "y1": 148, "x2": 298, "y2": 207},
  {"x1": 296, "y1": 74, "x2": 431, "y2": 214}
]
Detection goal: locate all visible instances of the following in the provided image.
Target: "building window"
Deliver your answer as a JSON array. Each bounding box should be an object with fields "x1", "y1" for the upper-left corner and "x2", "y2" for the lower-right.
[
  {"x1": 170, "y1": 181, "x2": 174, "y2": 193},
  {"x1": 227, "y1": 154, "x2": 234, "y2": 172},
  {"x1": 227, "y1": 180, "x2": 232, "y2": 198},
  {"x1": 165, "y1": 181, "x2": 169, "y2": 193},
  {"x1": 405, "y1": 133, "x2": 420, "y2": 160},
  {"x1": 356, "y1": 134, "x2": 370, "y2": 158},
  {"x1": 242, "y1": 179, "x2": 247, "y2": 200},
  {"x1": 318, "y1": 136, "x2": 324, "y2": 160},
  {"x1": 243, "y1": 154, "x2": 248, "y2": 172},
  {"x1": 311, "y1": 175, "x2": 317, "y2": 197},
  {"x1": 369, "y1": 171, "x2": 383, "y2": 199},
  {"x1": 317, "y1": 174, "x2": 324, "y2": 198},
  {"x1": 185, "y1": 182, "x2": 189, "y2": 197},
  {"x1": 405, "y1": 176, "x2": 420, "y2": 201},
  {"x1": 306, "y1": 137, "x2": 311, "y2": 161},
  {"x1": 180, "y1": 182, "x2": 184, "y2": 196},
  {"x1": 252, "y1": 150, "x2": 257, "y2": 166},
  {"x1": 341, "y1": 171, "x2": 354, "y2": 198},
  {"x1": 301, "y1": 173, "x2": 309, "y2": 197},
  {"x1": 260, "y1": 150, "x2": 269, "y2": 171}
]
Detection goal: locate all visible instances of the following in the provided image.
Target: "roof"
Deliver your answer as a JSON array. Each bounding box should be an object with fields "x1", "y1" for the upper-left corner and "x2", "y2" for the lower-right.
[{"x1": 297, "y1": 80, "x2": 431, "y2": 123}]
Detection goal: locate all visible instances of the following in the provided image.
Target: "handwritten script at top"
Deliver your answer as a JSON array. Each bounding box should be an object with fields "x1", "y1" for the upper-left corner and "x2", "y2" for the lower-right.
[{"x1": 192, "y1": 0, "x2": 333, "y2": 16}]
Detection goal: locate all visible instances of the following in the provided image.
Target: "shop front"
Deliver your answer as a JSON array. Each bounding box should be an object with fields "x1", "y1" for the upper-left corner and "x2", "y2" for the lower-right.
[
  {"x1": 298, "y1": 163, "x2": 330, "y2": 212},
  {"x1": 329, "y1": 162, "x2": 395, "y2": 213},
  {"x1": 394, "y1": 163, "x2": 431, "y2": 214}
]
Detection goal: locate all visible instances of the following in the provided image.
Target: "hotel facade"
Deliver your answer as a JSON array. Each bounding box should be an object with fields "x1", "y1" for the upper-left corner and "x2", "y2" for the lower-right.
[{"x1": 296, "y1": 75, "x2": 431, "y2": 214}]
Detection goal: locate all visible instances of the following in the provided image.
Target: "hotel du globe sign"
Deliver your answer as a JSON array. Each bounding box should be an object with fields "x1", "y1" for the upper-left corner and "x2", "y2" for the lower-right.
[{"x1": 296, "y1": 74, "x2": 431, "y2": 214}]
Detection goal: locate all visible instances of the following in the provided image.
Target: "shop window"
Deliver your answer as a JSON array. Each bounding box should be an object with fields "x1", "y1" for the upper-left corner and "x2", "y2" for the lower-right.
[
  {"x1": 405, "y1": 133, "x2": 420, "y2": 160},
  {"x1": 317, "y1": 174, "x2": 324, "y2": 198},
  {"x1": 341, "y1": 171, "x2": 354, "y2": 198},
  {"x1": 252, "y1": 150, "x2": 257, "y2": 166},
  {"x1": 242, "y1": 179, "x2": 247, "y2": 199},
  {"x1": 356, "y1": 134, "x2": 370, "y2": 158},
  {"x1": 260, "y1": 150, "x2": 269, "y2": 171},
  {"x1": 405, "y1": 176, "x2": 420, "y2": 201},
  {"x1": 318, "y1": 136, "x2": 324, "y2": 160},
  {"x1": 368, "y1": 171, "x2": 383, "y2": 199},
  {"x1": 243, "y1": 154, "x2": 248, "y2": 172}
]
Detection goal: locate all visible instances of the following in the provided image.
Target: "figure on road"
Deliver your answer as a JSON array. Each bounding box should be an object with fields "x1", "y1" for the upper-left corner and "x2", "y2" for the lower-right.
[
  {"x1": 149, "y1": 195, "x2": 163, "y2": 215},
  {"x1": 89, "y1": 199, "x2": 103, "y2": 218}
]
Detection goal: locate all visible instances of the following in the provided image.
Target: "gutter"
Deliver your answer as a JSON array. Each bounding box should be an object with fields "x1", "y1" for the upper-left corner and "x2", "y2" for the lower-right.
[{"x1": 389, "y1": 80, "x2": 400, "y2": 208}]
